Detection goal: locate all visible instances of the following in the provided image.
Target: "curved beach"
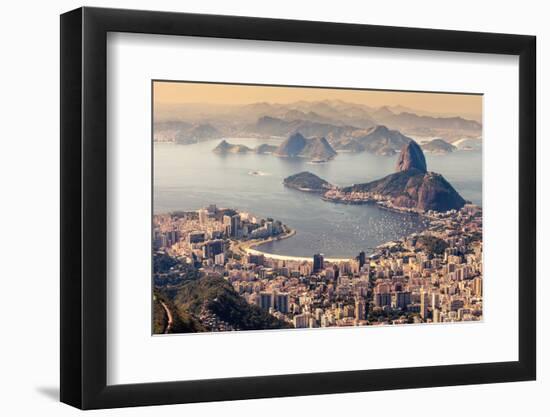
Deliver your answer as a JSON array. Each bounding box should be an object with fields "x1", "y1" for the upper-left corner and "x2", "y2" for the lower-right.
[{"x1": 239, "y1": 229, "x2": 353, "y2": 263}]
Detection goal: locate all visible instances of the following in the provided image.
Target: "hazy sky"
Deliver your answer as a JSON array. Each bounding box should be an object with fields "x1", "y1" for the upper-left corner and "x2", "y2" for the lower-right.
[{"x1": 153, "y1": 81, "x2": 482, "y2": 119}]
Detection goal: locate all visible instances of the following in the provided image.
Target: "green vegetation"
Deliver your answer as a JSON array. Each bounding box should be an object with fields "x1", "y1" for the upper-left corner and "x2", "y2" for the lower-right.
[
  {"x1": 153, "y1": 252, "x2": 201, "y2": 287},
  {"x1": 153, "y1": 252, "x2": 291, "y2": 332},
  {"x1": 152, "y1": 292, "x2": 169, "y2": 334},
  {"x1": 153, "y1": 252, "x2": 178, "y2": 273},
  {"x1": 415, "y1": 235, "x2": 449, "y2": 255},
  {"x1": 283, "y1": 171, "x2": 332, "y2": 192},
  {"x1": 153, "y1": 290, "x2": 205, "y2": 334},
  {"x1": 174, "y1": 276, "x2": 292, "y2": 331}
]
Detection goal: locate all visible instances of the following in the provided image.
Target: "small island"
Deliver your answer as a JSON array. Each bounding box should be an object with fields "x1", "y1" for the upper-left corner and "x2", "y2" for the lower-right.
[
  {"x1": 212, "y1": 140, "x2": 279, "y2": 155},
  {"x1": 212, "y1": 132, "x2": 337, "y2": 162},
  {"x1": 211, "y1": 126, "x2": 447, "y2": 162},
  {"x1": 283, "y1": 171, "x2": 333, "y2": 193},
  {"x1": 274, "y1": 132, "x2": 337, "y2": 162},
  {"x1": 213, "y1": 140, "x2": 252, "y2": 154},
  {"x1": 254, "y1": 143, "x2": 278, "y2": 154},
  {"x1": 421, "y1": 138, "x2": 457, "y2": 154}
]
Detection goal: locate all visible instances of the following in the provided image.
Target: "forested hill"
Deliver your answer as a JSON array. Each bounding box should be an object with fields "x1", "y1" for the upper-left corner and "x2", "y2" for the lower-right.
[{"x1": 173, "y1": 276, "x2": 292, "y2": 331}]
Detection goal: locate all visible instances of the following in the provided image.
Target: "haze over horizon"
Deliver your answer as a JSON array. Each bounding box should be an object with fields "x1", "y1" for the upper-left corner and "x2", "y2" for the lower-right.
[{"x1": 153, "y1": 81, "x2": 482, "y2": 121}]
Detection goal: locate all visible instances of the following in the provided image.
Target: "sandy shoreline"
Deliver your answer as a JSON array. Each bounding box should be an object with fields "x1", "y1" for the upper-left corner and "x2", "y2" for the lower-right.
[
  {"x1": 246, "y1": 247, "x2": 353, "y2": 263},
  {"x1": 242, "y1": 229, "x2": 353, "y2": 263}
]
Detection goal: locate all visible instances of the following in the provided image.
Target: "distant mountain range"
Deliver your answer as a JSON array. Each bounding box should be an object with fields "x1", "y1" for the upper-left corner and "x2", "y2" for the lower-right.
[
  {"x1": 213, "y1": 132, "x2": 337, "y2": 162},
  {"x1": 210, "y1": 118, "x2": 474, "y2": 163},
  {"x1": 154, "y1": 99, "x2": 482, "y2": 145},
  {"x1": 154, "y1": 121, "x2": 223, "y2": 144},
  {"x1": 251, "y1": 115, "x2": 358, "y2": 140},
  {"x1": 374, "y1": 109, "x2": 480, "y2": 133}
]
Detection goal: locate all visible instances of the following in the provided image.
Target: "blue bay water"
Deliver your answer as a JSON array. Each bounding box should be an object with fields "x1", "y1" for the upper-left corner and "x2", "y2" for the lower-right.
[{"x1": 154, "y1": 139, "x2": 481, "y2": 258}]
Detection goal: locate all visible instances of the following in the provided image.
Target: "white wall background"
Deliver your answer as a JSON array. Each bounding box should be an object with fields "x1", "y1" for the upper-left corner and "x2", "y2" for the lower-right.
[{"x1": 0, "y1": 0, "x2": 545, "y2": 415}]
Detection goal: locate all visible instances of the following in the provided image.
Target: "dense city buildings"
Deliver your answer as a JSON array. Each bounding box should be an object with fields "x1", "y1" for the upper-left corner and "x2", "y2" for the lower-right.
[{"x1": 153, "y1": 203, "x2": 483, "y2": 331}]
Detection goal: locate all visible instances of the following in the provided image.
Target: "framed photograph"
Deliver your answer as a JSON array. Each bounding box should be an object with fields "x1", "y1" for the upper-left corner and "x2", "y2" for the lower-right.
[{"x1": 60, "y1": 6, "x2": 536, "y2": 410}]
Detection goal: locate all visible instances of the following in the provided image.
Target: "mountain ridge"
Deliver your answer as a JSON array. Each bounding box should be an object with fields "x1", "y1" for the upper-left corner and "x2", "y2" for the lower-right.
[
  {"x1": 155, "y1": 99, "x2": 482, "y2": 144},
  {"x1": 284, "y1": 140, "x2": 467, "y2": 213}
]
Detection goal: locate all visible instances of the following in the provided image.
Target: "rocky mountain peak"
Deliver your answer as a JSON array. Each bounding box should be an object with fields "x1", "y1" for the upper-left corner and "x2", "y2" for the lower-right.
[
  {"x1": 214, "y1": 139, "x2": 230, "y2": 150},
  {"x1": 396, "y1": 140, "x2": 427, "y2": 173},
  {"x1": 371, "y1": 125, "x2": 390, "y2": 135},
  {"x1": 274, "y1": 132, "x2": 307, "y2": 157}
]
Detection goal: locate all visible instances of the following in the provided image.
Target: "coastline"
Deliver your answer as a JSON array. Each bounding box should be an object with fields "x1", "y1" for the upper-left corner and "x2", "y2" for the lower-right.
[
  {"x1": 322, "y1": 195, "x2": 428, "y2": 217},
  {"x1": 285, "y1": 185, "x2": 325, "y2": 193},
  {"x1": 246, "y1": 247, "x2": 353, "y2": 263},
  {"x1": 235, "y1": 229, "x2": 353, "y2": 263},
  {"x1": 233, "y1": 200, "x2": 473, "y2": 262},
  {"x1": 162, "y1": 203, "x2": 436, "y2": 263}
]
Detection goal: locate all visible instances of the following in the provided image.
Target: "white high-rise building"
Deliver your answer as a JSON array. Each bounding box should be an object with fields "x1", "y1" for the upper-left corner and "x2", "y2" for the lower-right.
[
  {"x1": 433, "y1": 308, "x2": 441, "y2": 323},
  {"x1": 198, "y1": 209, "x2": 208, "y2": 226}
]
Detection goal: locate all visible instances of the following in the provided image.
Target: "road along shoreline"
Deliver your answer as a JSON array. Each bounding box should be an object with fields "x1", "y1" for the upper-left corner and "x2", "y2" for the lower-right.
[{"x1": 234, "y1": 229, "x2": 353, "y2": 263}]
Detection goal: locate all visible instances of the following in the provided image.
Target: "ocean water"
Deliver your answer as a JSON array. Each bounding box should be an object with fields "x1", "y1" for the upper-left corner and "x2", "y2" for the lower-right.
[{"x1": 154, "y1": 139, "x2": 482, "y2": 257}]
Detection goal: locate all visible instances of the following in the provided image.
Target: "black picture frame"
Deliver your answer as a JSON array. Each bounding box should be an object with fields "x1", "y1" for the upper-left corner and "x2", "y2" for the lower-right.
[{"x1": 60, "y1": 6, "x2": 536, "y2": 410}]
